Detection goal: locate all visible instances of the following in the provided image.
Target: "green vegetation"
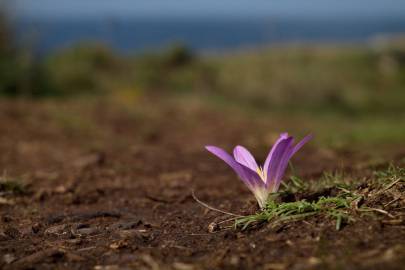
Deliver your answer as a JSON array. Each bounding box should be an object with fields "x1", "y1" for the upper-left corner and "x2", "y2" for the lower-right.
[
  {"x1": 374, "y1": 164, "x2": 405, "y2": 186},
  {"x1": 280, "y1": 170, "x2": 351, "y2": 194},
  {"x1": 235, "y1": 164, "x2": 405, "y2": 231},
  {"x1": 0, "y1": 178, "x2": 26, "y2": 195},
  {"x1": 235, "y1": 188, "x2": 360, "y2": 231}
]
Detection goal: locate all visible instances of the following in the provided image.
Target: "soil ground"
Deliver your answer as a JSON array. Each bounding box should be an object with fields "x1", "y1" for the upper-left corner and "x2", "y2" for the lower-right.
[{"x1": 0, "y1": 99, "x2": 404, "y2": 270}]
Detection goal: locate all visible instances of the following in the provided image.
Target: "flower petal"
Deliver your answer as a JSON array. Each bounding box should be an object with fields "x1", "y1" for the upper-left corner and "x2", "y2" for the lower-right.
[
  {"x1": 233, "y1": 145, "x2": 259, "y2": 172},
  {"x1": 205, "y1": 146, "x2": 264, "y2": 191},
  {"x1": 273, "y1": 142, "x2": 295, "y2": 191},
  {"x1": 263, "y1": 133, "x2": 289, "y2": 177},
  {"x1": 271, "y1": 134, "x2": 313, "y2": 191},
  {"x1": 252, "y1": 187, "x2": 269, "y2": 209},
  {"x1": 289, "y1": 134, "x2": 313, "y2": 158},
  {"x1": 265, "y1": 136, "x2": 294, "y2": 191}
]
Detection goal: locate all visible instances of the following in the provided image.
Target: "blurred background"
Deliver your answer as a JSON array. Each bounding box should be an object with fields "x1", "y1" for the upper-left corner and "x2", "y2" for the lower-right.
[
  {"x1": 1, "y1": 0, "x2": 405, "y2": 156},
  {"x1": 1, "y1": 3, "x2": 405, "y2": 268}
]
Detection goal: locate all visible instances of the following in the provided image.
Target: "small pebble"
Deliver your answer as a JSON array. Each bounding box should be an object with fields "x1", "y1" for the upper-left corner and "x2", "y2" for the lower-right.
[
  {"x1": 3, "y1": 254, "x2": 16, "y2": 264},
  {"x1": 207, "y1": 222, "x2": 219, "y2": 233},
  {"x1": 45, "y1": 224, "x2": 67, "y2": 235},
  {"x1": 74, "y1": 227, "x2": 100, "y2": 236}
]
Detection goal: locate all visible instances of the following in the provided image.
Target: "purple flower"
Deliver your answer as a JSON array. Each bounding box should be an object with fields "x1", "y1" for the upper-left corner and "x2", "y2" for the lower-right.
[{"x1": 205, "y1": 133, "x2": 312, "y2": 209}]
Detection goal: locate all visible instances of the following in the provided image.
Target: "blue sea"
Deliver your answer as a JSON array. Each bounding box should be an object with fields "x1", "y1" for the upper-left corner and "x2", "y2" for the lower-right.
[{"x1": 14, "y1": 17, "x2": 405, "y2": 54}]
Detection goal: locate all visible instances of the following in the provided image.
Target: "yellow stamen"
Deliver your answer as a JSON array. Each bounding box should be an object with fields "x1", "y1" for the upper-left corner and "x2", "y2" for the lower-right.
[{"x1": 256, "y1": 166, "x2": 266, "y2": 182}]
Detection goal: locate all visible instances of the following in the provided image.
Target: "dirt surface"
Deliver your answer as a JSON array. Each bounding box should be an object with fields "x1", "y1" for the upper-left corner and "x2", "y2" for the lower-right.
[{"x1": 0, "y1": 99, "x2": 405, "y2": 270}]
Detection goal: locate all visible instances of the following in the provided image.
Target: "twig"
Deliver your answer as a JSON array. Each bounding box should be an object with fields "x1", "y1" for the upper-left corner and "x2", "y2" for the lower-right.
[
  {"x1": 382, "y1": 178, "x2": 402, "y2": 192},
  {"x1": 217, "y1": 217, "x2": 239, "y2": 225},
  {"x1": 336, "y1": 186, "x2": 352, "y2": 194},
  {"x1": 191, "y1": 190, "x2": 244, "y2": 217},
  {"x1": 360, "y1": 207, "x2": 395, "y2": 218},
  {"x1": 188, "y1": 233, "x2": 212, "y2": 236},
  {"x1": 384, "y1": 197, "x2": 400, "y2": 208}
]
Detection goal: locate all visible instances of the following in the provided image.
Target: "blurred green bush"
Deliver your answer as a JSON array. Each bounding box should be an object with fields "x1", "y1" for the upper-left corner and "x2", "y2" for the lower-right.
[
  {"x1": 214, "y1": 44, "x2": 405, "y2": 114},
  {"x1": 44, "y1": 43, "x2": 120, "y2": 96},
  {"x1": 133, "y1": 44, "x2": 217, "y2": 93},
  {"x1": 0, "y1": 15, "x2": 55, "y2": 97}
]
